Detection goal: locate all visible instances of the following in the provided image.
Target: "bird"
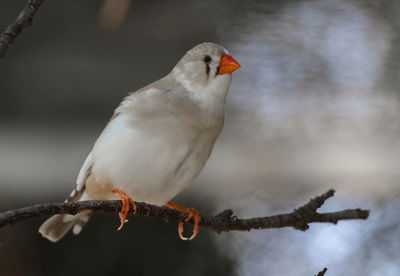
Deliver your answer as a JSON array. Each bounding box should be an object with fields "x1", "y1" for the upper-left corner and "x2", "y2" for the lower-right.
[{"x1": 39, "y1": 42, "x2": 241, "y2": 242}]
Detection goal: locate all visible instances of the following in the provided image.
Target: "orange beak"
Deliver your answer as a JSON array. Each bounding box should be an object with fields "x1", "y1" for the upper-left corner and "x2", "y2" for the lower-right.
[{"x1": 217, "y1": 54, "x2": 241, "y2": 75}]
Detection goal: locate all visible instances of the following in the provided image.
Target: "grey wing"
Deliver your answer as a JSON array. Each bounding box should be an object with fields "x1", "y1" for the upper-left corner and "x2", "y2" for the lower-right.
[
  {"x1": 65, "y1": 152, "x2": 93, "y2": 202},
  {"x1": 66, "y1": 109, "x2": 122, "y2": 202}
]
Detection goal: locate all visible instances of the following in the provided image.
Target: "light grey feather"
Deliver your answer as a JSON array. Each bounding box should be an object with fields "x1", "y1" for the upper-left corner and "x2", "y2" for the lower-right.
[{"x1": 39, "y1": 213, "x2": 90, "y2": 242}]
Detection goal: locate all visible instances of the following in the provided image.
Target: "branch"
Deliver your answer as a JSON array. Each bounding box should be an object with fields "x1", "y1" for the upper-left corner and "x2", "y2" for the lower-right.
[
  {"x1": 0, "y1": 0, "x2": 45, "y2": 58},
  {"x1": 315, "y1": 267, "x2": 328, "y2": 276},
  {"x1": 0, "y1": 189, "x2": 369, "y2": 233}
]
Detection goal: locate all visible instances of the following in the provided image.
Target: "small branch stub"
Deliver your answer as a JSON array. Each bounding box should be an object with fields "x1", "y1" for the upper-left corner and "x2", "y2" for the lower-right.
[{"x1": 315, "y1": 267, "x2": 328, "y2": 276}]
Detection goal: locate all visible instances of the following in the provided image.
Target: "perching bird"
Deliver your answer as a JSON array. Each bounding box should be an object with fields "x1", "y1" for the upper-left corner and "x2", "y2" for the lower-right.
[{"x1": 39, "y1": 42, "x2": 240, "y2": 242}]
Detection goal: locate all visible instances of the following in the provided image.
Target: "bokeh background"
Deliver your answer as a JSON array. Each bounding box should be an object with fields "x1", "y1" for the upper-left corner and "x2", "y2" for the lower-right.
[{"x1": 1, "y1": 0, "x2": 400, "y2": 275}]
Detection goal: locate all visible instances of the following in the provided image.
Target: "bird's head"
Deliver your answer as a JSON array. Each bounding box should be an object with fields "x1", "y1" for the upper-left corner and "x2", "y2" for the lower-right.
[{"x1": 171, "y1": 42, "x2": 241, "y2": 103}]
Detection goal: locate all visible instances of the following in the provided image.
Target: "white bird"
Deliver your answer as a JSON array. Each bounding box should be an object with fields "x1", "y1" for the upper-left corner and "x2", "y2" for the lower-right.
[{"x1": 39, "y1": 42, "x2": 240, "y2": 242}]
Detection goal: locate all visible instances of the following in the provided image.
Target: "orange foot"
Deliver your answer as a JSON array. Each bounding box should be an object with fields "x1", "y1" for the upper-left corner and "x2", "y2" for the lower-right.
[
  {"x1": 112, "y1": 189, "x2": 137, "y2": 231},
  {"x1": 166, "y1": 201, "x2": 201, "y2": 241}
]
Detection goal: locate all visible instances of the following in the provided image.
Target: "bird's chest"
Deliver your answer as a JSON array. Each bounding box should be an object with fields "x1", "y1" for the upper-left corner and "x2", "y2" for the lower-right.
[{"x1": 91, "y1": 114, "x2": 219, "y2": 204}]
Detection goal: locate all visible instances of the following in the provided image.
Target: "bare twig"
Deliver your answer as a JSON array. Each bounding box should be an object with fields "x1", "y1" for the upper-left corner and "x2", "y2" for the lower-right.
[
  {"x1": 0, "y1": 189, "x2": 369, "y2": 234},
  {"x1": 0, "y1": 0, "x2": 45, "y2": 58},
  {"x1": 315, "y1": 267, "x2": 328, "y2": 276}
]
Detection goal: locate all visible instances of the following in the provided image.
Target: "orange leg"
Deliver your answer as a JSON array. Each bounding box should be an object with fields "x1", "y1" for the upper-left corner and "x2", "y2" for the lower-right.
[
  {"x1": 112, "y1": 189, "x2": 137, "y2": 231},
  {"x1": 166, "y1": 201, "x2": 202, "y2": 241}
]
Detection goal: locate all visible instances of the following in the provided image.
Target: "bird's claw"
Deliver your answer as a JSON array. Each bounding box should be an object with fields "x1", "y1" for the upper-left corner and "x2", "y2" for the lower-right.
[
  {"x1": 167, "y1": 202, "x2": 201, "y2": 240},
  {"x1": 112, "y1": 189, "x2": 136, "y2": 231}
]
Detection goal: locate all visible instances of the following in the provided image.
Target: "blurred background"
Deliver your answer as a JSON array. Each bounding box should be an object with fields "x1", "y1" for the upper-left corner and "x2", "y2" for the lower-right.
[{"x1": 1, "y1": 0, "x2": 400, "y2": 275}]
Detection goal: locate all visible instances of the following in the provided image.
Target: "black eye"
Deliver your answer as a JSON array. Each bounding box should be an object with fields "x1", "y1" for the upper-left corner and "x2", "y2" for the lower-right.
[{"x1": 203, "y1": 55, "x2": 212, "y2": 63}]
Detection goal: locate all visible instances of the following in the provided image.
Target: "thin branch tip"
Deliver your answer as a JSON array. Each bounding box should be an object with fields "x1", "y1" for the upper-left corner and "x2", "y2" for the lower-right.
[{"x1": 316, "y1": 267, "x2": 328, "y2": 276}]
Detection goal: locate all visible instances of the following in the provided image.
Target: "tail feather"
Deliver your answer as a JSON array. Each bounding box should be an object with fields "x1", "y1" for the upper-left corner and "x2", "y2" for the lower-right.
[
  {"x1": 40, "y1": 155, "x2": 93, "y2": 242},
  {"x1": 72, "y1": 213, "x2": 90, "y2": 235},
  {"x1": 39, "y1": 213, "x2": 91, "y2": 242}
]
